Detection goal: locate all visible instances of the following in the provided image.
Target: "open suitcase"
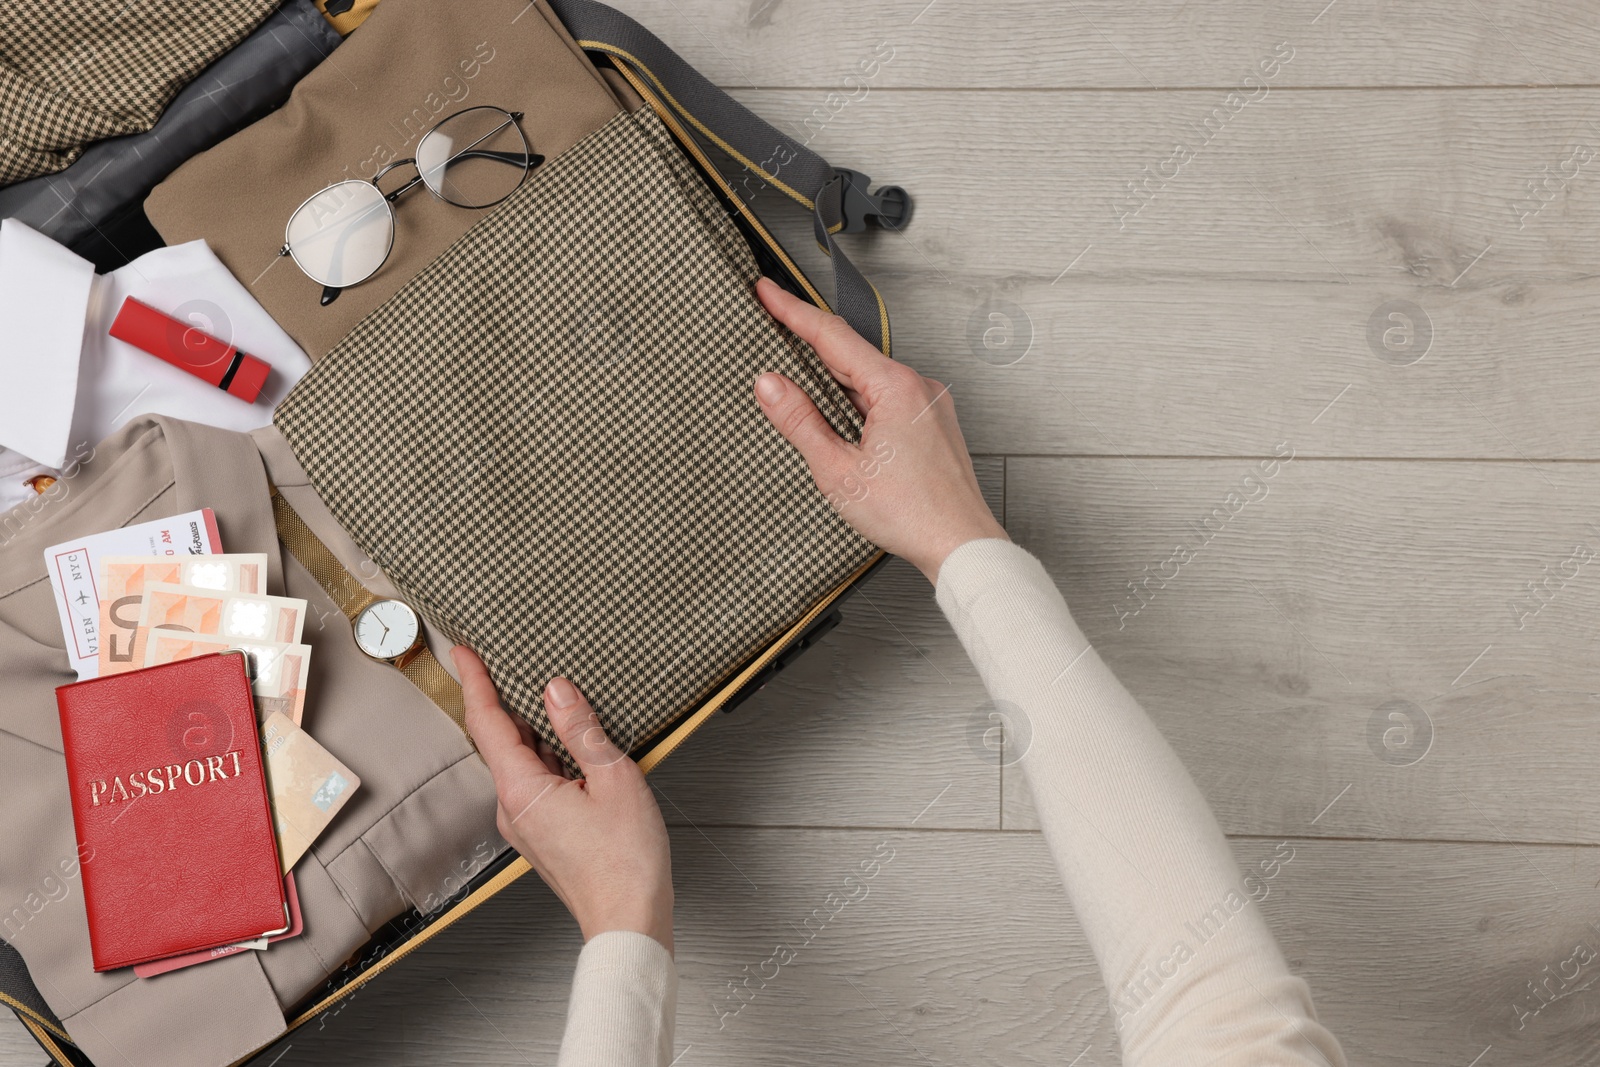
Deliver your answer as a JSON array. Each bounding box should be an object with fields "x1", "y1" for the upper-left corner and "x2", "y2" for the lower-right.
[{"x1": 1, "y1": 1, "x2": 909, "y2": 1062}]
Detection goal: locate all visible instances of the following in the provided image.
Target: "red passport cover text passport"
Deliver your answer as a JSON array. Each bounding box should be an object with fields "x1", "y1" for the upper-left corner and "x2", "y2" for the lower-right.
[{"x1": 56, "y1": 652, "x2": 287, "y2": 971}]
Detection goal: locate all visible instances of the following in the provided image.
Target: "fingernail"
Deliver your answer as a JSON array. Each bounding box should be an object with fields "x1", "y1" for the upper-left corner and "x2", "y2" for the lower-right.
[
  {"x1": 546, "y1": 677, "x2": 579, "y2": 708},
  {"x1": 755, "y1": 373, "x2": 785, "y2": 405}
]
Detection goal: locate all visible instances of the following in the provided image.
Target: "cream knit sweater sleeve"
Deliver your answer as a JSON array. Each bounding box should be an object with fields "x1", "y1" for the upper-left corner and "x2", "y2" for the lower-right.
[
  {"x1": 934, "y1": 539, "x2": 1346, "y2": 1066},
  {"x1": 556, "y1": 537, "x2": 1346, "y2": 1066},
  {"x1": 557, "y1": 930, "x2": 677, "y2": 1066}
]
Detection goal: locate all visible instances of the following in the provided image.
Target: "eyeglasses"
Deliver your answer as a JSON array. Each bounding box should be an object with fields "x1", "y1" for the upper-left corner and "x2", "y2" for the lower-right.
[{"x1": 278, "y1": 106, "x2": 542, "y2": 295}]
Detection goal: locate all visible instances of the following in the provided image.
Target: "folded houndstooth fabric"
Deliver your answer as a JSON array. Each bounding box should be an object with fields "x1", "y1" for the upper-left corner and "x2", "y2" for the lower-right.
[
  {"x1": 0, "y1": 0, "x2": 339, "y2": 246},
  {"x1": 0, "y1": 0, "x2": 279, "y2": 186},
  {"x1": 274, "y1": 106, "x2": 877, "y2": 763}
]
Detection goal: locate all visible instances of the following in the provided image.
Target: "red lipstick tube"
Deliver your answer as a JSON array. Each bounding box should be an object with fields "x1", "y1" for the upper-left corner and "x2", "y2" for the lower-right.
[{"x1": 108, "y1": 297, "x2": 271, "y2": 404}]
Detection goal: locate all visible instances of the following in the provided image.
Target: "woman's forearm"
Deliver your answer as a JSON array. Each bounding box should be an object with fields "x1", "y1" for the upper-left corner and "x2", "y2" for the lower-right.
[{"x1": 935, "y1": 538, "x2": 1345, "y2": 1067}]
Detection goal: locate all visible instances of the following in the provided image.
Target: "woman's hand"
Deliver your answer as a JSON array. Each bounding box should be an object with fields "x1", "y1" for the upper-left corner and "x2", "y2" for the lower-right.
[
  {"x1": 452, "y1": 646, "x2": 675, "y2": 954},
  {"x1": 753, "y1": 277, "x2": 1008, "y2": 584}
]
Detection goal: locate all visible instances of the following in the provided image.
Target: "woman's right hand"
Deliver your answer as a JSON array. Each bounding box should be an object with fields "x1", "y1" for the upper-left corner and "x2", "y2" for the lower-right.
[
  {"x1": 453, "y1": 647, "x2": 675, "y2": 954},
  {"x1": 753, "y1": 277, "x2": 1007, "y2": 585}
]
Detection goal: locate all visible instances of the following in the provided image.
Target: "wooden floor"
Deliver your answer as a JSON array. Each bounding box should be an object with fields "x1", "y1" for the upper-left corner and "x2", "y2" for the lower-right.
[{"x1": 11, "y1": 1, "x2": 1600, "y2": 1063}]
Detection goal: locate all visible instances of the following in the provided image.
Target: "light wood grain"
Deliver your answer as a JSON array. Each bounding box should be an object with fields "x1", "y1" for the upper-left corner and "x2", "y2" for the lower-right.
[
  {"x1": 717, "y1": 86, "x2": 1600, "y2": 457},
  {"x1": 778, "y1": 272, "x2": 1600, "y2": 459},
  {"x1": 731, "y1": 88, "x2": 1600, "y2": 282},
  {"x1": 1001, "y1": 456, "x2": 1600, "y2": 844},
  {"x1": 650, "y1": 458, "x2": 1003, "y2": 830},
  {"x1": 221, "y1": 831, "x2": 1600, "y2": 1067},
  {"x1": 0, "y1": 1016, "x2": 42, "y2": 1065},
  {"x1": 601, "y1": 0, "x2": 1600, "y2": 90}
]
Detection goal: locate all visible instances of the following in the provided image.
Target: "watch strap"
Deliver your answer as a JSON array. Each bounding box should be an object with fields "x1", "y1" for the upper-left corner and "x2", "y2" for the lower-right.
[
  {"x1": 398, "y1": 652, "x2": 469, "y2": 737},
  {"x1": 271, "y1": 489, "x2": 472, "y2": 743},
  {"x1": 271, "y1": 490, "x2": 377, "y2": 618}
]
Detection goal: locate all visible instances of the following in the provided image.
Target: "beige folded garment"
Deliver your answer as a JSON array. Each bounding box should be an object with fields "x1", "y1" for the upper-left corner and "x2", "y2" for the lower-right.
[{"x1": 145, "y1": 0, "x2": 624, "y2": 359}]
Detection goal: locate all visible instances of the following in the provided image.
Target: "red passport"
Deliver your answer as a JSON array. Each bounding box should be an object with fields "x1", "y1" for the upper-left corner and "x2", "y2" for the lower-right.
[{"x1": 56, "y1": 652, "x2": 287, "y2": 971}]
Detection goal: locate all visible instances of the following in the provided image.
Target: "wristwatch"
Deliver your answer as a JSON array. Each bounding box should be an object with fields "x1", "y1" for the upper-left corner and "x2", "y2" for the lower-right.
[
  {"x1": 352, "y1": 597, "x2": 424, "y2": 666},
  {"x1": 270, "y1": 488, "x2": 470, "y2": 742}
]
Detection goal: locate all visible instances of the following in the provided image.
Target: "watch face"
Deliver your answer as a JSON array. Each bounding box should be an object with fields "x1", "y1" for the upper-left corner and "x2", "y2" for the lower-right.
[{"x1": 353, "y1": 599, "x2": 421, "y2": 660}]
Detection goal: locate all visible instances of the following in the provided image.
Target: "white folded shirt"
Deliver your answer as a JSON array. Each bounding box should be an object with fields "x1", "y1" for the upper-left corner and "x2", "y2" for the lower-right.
[{"x1": 0, "y1": 219, "x2": 312, "y2": 510}]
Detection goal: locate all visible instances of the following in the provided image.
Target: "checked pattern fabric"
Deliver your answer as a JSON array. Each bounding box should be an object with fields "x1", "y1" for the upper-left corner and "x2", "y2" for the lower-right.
[
  {"x1": 0, "y1": 0, "x2": 278, "y2": 185},
  {"x1": 275, "y1": 107, "x2": 877, "y2": 766}
]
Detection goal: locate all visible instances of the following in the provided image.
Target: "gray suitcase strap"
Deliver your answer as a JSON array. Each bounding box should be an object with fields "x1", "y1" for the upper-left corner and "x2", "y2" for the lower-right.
[{"x1": 547, "y1": 0, "x2": 911, "y2": 356}]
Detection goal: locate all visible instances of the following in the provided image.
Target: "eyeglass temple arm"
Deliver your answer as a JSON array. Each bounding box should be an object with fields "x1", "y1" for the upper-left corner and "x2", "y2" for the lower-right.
[
  {"x1": 380, "y1": 150, "x2": 545, "y2": 203},
  {"x1": 314, "y1": 195, "x2": 392, "y2": 305},
  {"x1": 312, "y1": 148, "x2": 544, "y2": 305}
]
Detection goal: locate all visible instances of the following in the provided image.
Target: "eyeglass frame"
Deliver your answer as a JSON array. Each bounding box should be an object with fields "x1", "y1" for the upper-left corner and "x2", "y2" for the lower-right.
[{"x1": 277, "y1": 105, "x2": 544, "y2": 297}]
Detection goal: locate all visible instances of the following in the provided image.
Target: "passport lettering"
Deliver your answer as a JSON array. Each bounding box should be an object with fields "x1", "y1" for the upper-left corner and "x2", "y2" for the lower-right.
[{"x1": 87, "y1": 750, "x2": 245, "y2": 806}]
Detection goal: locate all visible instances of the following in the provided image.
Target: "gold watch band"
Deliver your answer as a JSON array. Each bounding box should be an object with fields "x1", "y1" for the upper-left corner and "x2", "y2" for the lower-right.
[{"x1": 270, "y1": 489, "x2": 471, "y2": 742}]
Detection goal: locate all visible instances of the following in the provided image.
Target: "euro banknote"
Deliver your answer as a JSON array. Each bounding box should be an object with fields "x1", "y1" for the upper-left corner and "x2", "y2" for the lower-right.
[
  {"x1": 97, "y1": 554, "x2": 267, "y2": 675},
  {"x1": 142, "y1": 630, "x2": 311, "y2": 726},
  {"x1": 138, "y1": 582, "x2": 306, "y2": 646}
]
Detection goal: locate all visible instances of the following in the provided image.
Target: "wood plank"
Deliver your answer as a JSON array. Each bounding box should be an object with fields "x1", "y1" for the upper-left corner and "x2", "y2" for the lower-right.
[
  {"x1": 729, "y1": 88, "x2": 1600, "y2": 282},
  {"x1": 1002, "y1": 456, "x2": 1600, "y2": 844},
  {"x1": 648, "y1": 458, "x2": 1003, "y2": 830},
  {"x1": 857, "y1": 274, "x2": 1600, "y2": 459},
  {"x1": 0, "y1": 1015, "x2": 43, "y2": 1064},
  {"x1": 713, "y1": 88, "x2": 1600, "y2": 457},
  {"x1": 611, "y1": 0, "x2": 1600, "y2": 89},
  {"x1": 253, "y1": 831, "x2": 1600, "y2": 1066}
]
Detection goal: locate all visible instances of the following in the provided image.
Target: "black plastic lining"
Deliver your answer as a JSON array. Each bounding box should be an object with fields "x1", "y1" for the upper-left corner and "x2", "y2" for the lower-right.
[{"x1": 280, "y1": 846, "x2": 525, "y2": 1027}]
